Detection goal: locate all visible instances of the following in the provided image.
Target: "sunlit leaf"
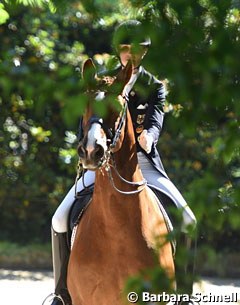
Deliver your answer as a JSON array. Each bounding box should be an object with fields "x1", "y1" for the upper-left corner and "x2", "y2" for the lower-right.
[{"x1": 0, "y1": 4, "x2": 9, "y2": 25}]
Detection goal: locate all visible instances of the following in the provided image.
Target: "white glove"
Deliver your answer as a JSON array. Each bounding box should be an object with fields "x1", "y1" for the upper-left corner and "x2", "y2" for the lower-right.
[{"x1": 138, "y1": 130, "x2": 154, "y2": 154}]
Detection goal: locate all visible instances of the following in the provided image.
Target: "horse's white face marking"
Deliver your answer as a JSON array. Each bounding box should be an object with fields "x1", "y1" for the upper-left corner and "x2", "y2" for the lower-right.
[
  {"x1": 86, "y1": 122, "x2": 102, "y2": 155},
  {"x1": 95, "y1": 91, "x2": 105, "y2": 101},
  {"x1": 86, "y1": 122, "x2": 107, "y2": 156},
  {"x1": 85, "y1": 91, "x2": 108, "y2": 156}
]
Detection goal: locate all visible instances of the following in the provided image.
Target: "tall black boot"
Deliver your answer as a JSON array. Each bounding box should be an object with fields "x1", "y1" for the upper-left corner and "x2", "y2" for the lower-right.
[
  {"x1": 175, "y1": 233, "x2": 198, "y2": 305},
  {"x1": 50, "y1": 228, "x2": 72, "y2": 305}
]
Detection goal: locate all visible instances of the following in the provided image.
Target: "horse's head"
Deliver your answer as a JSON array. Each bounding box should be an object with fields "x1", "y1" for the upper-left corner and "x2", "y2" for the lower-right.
[{"x1": 78, "y1": 58, "x2": 132, "y2": 170}]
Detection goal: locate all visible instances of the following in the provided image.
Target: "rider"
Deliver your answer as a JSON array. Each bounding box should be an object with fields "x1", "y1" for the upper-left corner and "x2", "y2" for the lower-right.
[{"x1": 48, "y1": 20, "x2": 197, "y2": 305}]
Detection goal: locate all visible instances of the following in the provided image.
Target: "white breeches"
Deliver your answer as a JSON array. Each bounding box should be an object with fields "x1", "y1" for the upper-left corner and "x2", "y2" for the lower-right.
[
  {"x1": 52, "y1": 152, "x2": 196, "y2": 233},
  {"x1": 52, "y1": 171, "x2": 95, "y2": 233}
]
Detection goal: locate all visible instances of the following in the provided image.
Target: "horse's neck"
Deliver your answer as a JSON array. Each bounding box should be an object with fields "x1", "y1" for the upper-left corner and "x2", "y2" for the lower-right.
[
  {"x1": 111, "y1": 110, "x2": 142, "y2": 181},
  {"x1": 95, "y1": 110, "x2": 143, "y2": 193},
  {"x1": 92, "y1": 111, "x2": 146, "y2": 233}
]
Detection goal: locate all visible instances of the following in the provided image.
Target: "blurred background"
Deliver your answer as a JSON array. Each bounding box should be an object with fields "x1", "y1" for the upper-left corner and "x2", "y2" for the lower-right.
[{"x1": 0, "y1": 0, "x2": 239, "y2": 278}]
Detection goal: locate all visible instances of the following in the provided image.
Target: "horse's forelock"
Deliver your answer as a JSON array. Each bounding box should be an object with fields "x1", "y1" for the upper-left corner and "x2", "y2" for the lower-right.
[{"x1": 98, "y1": 76, "x2": 116, "y2": 88}]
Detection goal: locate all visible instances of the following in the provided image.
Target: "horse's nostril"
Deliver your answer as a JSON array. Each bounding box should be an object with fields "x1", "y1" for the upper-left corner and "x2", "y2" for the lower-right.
[
  {"x1": 78, "y1": 145, "x2": 86, "y2": 159},
  {"x1": 92, "y1": 145, "x2": 104, "y2": 161}
]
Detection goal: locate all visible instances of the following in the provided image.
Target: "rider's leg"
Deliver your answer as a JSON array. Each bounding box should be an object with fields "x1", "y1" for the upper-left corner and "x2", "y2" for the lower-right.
[
  {"x1": 51, "y1": 228, "x2": 72, "y2": 305},
  {"x1": 52, "y1": 171, "x2": 95, "y2": 233},
  {"x1": 137, "y1": 152, "x2": 196, "y2": 232},
  {"x1": 50, "y1": 170, "x2": 95, "y2": 305},
  {"x1": 138, "y1": 153, "x2": 197, "y2": 300},
  {"x1": 158, "y1": 192, "x2": 197, "y2": 296}
]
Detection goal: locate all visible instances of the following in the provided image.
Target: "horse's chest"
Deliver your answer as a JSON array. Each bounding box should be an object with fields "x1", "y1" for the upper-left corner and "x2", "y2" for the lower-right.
[{"x1": 73, "y1": 221, "x2": 155, "y2": 274}]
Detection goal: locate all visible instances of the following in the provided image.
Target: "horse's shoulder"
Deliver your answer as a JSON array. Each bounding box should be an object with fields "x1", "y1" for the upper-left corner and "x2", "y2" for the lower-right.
[{"x1": 139, "y1": 187, "x2": 168, "y2": 249}]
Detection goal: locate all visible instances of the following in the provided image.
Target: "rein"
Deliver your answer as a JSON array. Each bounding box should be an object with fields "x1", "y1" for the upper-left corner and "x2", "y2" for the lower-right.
[
  {"x1": 75, "y1": 146, "x2": 147, "y2": 197},
  {"x1": 105, "y1": 151, "x2": 147, "y2": 195},
  {"x1": 110, "y1": 100, "x2": 127, "y2": 150}
]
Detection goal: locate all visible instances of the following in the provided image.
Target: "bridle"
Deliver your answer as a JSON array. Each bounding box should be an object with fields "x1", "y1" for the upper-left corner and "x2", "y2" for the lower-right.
[
  {"x1": 75, "y1": 95, "x2": 147, "y2": 197},
  {"x1": 110, "y1": 100, "x2": 128, "y2": 150}
]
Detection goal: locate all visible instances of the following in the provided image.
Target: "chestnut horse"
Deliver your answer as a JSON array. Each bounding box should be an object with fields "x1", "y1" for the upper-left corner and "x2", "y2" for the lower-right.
[{"x1": 67, "y1": 59, "x2": 175, "y2": 305}]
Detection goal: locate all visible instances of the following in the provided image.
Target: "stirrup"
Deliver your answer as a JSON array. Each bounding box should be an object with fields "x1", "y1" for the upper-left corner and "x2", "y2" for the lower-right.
[{"x1": 42, "y1": 293, "x2": 66, "y2": 305}]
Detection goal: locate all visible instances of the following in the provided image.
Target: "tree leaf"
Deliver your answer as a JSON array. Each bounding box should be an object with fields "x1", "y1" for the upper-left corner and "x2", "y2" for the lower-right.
[{"x1": 0, "y1": 4, "x2": 9, "y2": 25}]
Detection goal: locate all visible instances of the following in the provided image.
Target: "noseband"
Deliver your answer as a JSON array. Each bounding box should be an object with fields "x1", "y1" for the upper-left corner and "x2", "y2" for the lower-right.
[{"x1": 76, "y1": 96, "x2": 147, "y2": 196}]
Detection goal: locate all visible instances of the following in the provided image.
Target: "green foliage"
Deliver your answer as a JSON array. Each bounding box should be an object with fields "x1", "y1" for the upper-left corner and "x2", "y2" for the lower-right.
[
  {"x1": 0, "y1": 241, "x2": 51, "y2": 269},
  {"x1": 0, "y1": 3, "x2": 114, "y2": 243},
  {"x1": 123, "y1": 267, "x2": 174, "y2": 304},
  {"x1": 0, "y1": 4, "x2": 9, "y2": 25}
]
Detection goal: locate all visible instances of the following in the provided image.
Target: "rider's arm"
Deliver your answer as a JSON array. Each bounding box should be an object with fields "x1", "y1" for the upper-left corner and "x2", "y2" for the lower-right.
[{"x1": 143, "y1": 81, "x2": 166, "y2": 145}]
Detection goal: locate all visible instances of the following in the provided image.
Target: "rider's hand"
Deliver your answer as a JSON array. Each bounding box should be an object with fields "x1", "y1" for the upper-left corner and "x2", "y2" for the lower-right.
[{"x1": 138, "y1": 130, "x2": 154, "y2": 154}]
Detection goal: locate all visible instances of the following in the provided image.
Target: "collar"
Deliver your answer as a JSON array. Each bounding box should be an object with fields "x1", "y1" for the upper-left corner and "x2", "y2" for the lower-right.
[{"x1": 123, "y1": 66, "x2": 142, "y2": 97}]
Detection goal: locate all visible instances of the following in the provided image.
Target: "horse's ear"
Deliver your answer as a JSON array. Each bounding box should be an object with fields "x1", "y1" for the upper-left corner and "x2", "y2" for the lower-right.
[
  {"x1": 113, "y1": 61, "x2": 132, "y2": 94},
  {"x1": 82, "y1": 58, "x2": 96, "y2": 84}
]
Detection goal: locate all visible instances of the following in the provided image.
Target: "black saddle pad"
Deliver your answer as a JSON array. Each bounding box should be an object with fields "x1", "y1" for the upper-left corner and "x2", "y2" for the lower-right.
[
  {"x1": 149, "y1": 186, "x2": 180, "y2": 230},
  {"x1": 68, "y1": 184, "x2": 94, "y2": 232}
]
